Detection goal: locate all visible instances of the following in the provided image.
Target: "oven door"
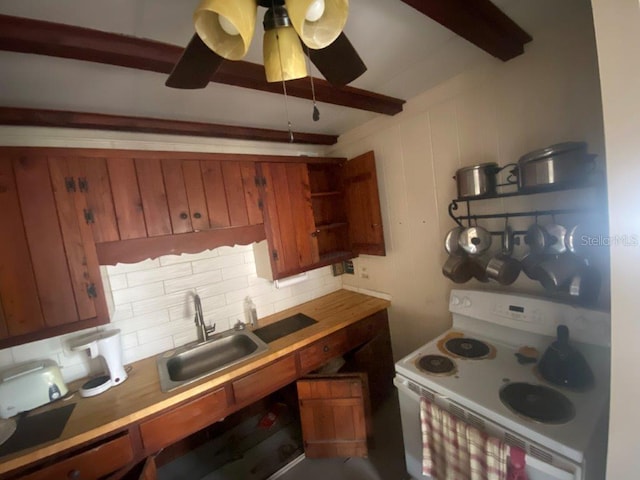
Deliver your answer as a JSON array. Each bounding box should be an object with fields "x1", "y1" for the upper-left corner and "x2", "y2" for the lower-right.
[{"x1": 394, "y1": 376, "x2": 581, "y2": 480}]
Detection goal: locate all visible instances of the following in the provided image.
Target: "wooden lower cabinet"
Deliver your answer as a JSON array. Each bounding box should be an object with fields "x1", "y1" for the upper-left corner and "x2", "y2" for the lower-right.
[
  {"x1": 298, "y1": 330, "x2": 349, "y2": 373},
  {"x1": 18, "y1": 434, "x2": 134, "y2": 480},
  {"x1": 3, "y1": 311, "x2": 393, "y2": 480},
  {"x1": 139, "y1": 387, "x2": 229, "y2": 453},
  {"x1": 232, "y1": 354, "x2": 298, "y2": 406}
]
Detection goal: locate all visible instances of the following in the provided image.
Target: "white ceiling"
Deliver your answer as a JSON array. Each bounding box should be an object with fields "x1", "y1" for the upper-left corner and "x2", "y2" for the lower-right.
[{"x1": 0, "y1": 0, "x2": 588, "y2": 137}]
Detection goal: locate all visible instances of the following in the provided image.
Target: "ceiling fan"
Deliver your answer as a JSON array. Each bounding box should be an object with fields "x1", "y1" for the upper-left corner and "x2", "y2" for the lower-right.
[{"x1": 166, "y1": 0, "x2": 367, "y2": 90}]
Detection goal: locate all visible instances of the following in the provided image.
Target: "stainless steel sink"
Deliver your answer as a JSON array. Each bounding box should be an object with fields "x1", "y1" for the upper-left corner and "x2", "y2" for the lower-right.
[{"x1": 157, "y1": 329, "x2": 269, "y2": 392}]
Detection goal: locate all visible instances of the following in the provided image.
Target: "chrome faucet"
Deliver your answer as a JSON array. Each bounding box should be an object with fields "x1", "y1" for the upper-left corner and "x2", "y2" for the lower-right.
[{"x1": 194, "y1": 294, "x2": 215, "y2": 343}]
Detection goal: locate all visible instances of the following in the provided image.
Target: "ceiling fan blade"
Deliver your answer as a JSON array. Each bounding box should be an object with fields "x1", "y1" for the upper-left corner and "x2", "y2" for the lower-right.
[
  {"x1": 165, "y1": 34, "x2": 224, "y2": 89},
  {"x1": 307, "y1": 32, "x2": 367, "y2": 87}
]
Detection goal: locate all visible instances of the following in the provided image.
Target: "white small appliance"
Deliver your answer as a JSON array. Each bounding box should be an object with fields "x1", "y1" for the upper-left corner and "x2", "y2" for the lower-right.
[
  {"x1": 395, "y1": 289, "x2": 610, "y2": 480},
  {"x1": 0, "y1": 360, "x2": 68, "y2": 418},
  {"x1": 71, "y1": 330, "x2": 127, "y2": 397}
]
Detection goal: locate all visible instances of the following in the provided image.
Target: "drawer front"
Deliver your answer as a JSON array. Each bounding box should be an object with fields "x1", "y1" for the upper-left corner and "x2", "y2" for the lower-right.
[
  {"x1": 20, "y1": 434, "x2": 134, "y2": 480},
  {"x1": 298, "y1": 330, "x2": 349, "y2": 373},
  {"x1": 139, "y1": 386, "x2": 228, "y2": 453},
  {"x1": 232, "y1": 355, "x2": 298, "y2": 406},
  {"x1": 346, "y1": 311, "x2": 387, "y2": 350}
]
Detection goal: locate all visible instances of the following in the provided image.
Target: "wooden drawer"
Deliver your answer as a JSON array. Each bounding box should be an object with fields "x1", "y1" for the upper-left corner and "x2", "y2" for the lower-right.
[
  {"x1": 139, "y1": 386, "x2": 228, "y2": 453},
  {"x1": 20, "y1": 434, "x2": 134, "y2": 480},
  {"x1": 298, "y1": 330, "x2": 349, "y2": 373},
  {"x1": 345, "y1": 311, "x2": 388, "y2": 350},
  {"x1": 232, "y1": 354, "x2": 298, "y2": 406}
]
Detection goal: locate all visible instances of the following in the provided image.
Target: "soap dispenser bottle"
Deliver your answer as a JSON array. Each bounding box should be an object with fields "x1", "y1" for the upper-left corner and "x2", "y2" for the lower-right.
[{"x1": 244, "y1": 296, "x2": 258, "y2": 327}]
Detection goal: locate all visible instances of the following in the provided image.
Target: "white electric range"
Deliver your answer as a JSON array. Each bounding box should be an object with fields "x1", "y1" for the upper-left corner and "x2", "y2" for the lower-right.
[{"x1": 394, "y1": 289, "x2": 611, "y2": 480}]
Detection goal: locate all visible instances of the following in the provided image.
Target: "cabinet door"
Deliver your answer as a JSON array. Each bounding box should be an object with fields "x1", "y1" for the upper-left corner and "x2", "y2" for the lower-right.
[
  {"x1": 343, "y1": 151, "x2": 386, "y2": 256},
  {"x1": 259, "y1": 163, "x2": 319, "y2": 278},
  {"x1": 297, "y1": 374, "x2": 371, "y2": 458},
  {"x1": 13, "y1": 155, "x2": 80, "y2": 327},
  {"x1": 0, "y1": 158, "x2": 44, "y2": 337},
  {"x1": 49, "y1": 156, "x2": 109, "y2": 323}
]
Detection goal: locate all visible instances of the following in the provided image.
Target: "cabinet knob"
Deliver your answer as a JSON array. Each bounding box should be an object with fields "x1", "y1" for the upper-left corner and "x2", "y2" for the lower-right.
[
  {"x1": 323, "y1": 345, "x2": 330, "y2": 353},
  {"x1": 67, "y1": 469, "x2": 81, "y2": 480},
  {"x1": 180, "y1": 212, "x2": 188, "y2": 220},
  {"x1": 194, "y1": 212, "x2": 202, "y2": 219}
]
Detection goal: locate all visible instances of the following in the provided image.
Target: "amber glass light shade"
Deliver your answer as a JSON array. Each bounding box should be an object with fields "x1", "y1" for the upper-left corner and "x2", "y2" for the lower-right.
[
  {"x1": 194, "y1": 0, "x2": 257, "y2": 60},
  {"x1": 285, "y1": 0, "x2": 348, "y2": 49},
  {"x1": 263, "y1": 26, "x2": 308, "y2": 83}
]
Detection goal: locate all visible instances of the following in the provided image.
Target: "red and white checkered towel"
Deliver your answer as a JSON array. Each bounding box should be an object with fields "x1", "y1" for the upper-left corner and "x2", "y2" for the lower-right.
[{"x1": 420, "y1": 397, "x2": 527, "y2": 480}]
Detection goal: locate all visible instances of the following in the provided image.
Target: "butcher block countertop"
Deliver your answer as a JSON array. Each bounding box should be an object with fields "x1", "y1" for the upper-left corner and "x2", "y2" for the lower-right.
[{"x1": 0, "y1": 289, "x2": 390, "y2": 476}]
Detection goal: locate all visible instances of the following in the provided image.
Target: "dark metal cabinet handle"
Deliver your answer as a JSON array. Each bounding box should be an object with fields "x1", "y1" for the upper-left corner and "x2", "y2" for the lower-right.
[
  {"x1": 180, "y1": 212, "x2": 188, "y2": 220},
  {"x1": 194, "y1": 212, "x2": 202, "y2": 219},
  {"x1": 323, "y1": 345, "x2": 330, "y2": 353},
  {"x1": 67, "y1": 469, "x2": 80, "y2": 480}
]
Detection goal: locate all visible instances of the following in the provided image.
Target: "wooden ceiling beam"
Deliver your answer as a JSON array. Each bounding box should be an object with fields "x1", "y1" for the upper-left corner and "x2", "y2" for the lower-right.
[
  {"x1": 400, "y1": 0, "x2": 532, "y2": 61},
  {"x1": 0, "y1": 107, "x2": 339, "y2": 145},
  {"x1": 0, "y1": 14, "x2": 405, "y2": 116}
]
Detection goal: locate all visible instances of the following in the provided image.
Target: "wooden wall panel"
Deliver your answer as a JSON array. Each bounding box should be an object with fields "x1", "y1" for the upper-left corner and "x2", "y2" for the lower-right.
[
  {"x1": 202, "y1": 160, "x2": 230, "y2": 228},
  {"x1": 182, "y1": 160, "x2": 210, "y2": 232},
  {"x1": 0, "y1": 158, "x2": 44, "y2": 336},
  {"x1": 13, "y1": 155, "x2": 78, "y2": 326},
  {"x1": 161, "y1": 159, "x2": 193, "y2": 234},
  {"x1": 135, "y1": 158, "x2": 172, "y2": 237},
  {"x1": 107, "y1": 158, "x2": 147, "y2": 240}
]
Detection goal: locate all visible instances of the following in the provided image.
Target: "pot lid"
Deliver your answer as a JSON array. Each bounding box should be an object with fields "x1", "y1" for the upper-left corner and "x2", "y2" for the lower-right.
[
  {"x1": 456, "y1": 162, "x2": 499, "y2": 174},
  {"x1": 518, "y1": 141, "x2": 587, "y2": 164}
]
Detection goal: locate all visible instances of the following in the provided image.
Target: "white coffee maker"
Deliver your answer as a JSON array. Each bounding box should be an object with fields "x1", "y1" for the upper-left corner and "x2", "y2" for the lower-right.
[{"x1": 70, "y1": 330, "x2": 128, "y2": 397}]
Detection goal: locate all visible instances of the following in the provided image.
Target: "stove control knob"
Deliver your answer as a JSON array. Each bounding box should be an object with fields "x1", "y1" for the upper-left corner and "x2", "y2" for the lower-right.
[
  {"x1": 462, "y1": 297, "x2": 472, "y2": 308},
  {"x1": 451, "y1": 295, "x2": 461, "y2": 306}
]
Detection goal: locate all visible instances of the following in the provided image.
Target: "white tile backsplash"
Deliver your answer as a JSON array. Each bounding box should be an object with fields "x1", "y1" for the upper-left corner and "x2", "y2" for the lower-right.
[{"x1": 0, "y1": 244, "x2": 343, "y2": 383}]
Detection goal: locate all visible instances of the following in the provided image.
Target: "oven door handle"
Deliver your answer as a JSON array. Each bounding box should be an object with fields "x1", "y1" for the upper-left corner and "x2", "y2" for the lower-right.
[
  {"x1": 393, "y1": 376, "x2": 448, "y2": 401},
  {"x1": 525, "y1": 455, "x2": 577, "y2": 480}
]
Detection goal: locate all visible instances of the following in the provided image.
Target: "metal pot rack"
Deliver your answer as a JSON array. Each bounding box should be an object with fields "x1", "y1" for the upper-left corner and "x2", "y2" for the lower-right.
[{"x1": 448, "y1": 186, "x2": 603, "y2": 236}]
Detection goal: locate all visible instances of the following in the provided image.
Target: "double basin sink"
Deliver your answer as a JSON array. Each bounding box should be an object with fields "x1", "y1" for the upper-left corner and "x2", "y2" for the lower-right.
[{"x1": 157, "y1": 313, "x2": 317, "y2": 392}]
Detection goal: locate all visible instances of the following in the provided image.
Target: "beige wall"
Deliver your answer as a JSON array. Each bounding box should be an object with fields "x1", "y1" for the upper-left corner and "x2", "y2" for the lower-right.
[
  {"x1": 330, "y1": 1, "x2": 605, "y2": 359},
  {"x1": 591, "y1": 0, "x2": 640, "y2": 477}
]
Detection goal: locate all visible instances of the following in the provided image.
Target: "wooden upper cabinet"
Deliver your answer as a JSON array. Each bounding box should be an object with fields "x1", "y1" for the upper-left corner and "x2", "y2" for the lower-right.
[
  {"x1": 258, "y1": 162, "x2": 320, "y2": 278},
  {"x1": 342, "y1": 151, "x2": 386, "y2": 256},
  {"x1": 0, "y1": 158, "x2": 44, "y2": 338},
  {"x1": 257, "y1": 151, "x2": 385, "y2": 280},
  {"x1": 104, "y1": 158, "x2": 262, "y2": 239},
  {"x1": 0, "y1": 153, "x2": 109, "y2": 348}
]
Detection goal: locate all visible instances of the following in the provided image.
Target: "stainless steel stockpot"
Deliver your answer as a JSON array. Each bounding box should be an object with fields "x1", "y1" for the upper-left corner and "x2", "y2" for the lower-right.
[
  {"x1": 454, "y1": 163, "x2": 500, "y2": 199},
  {"x1": 515, "y1": 142, "x2": 594, "y2": 192}
]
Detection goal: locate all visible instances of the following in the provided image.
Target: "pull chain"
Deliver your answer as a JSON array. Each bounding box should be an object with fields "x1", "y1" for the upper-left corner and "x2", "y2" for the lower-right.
[
  {"x1": 304, "y1": 45, "x2": 320, "y2": 121},
  {"x1": 272, "y1": 0, "x2": 294, "y2": 143}
]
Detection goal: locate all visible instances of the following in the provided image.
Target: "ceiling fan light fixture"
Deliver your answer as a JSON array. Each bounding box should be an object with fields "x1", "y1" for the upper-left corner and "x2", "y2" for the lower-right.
[
  {"x1": 285, "y1": 0, "x2": 348, "y2": 49},
  {"x1": 304, "y1": 0, "x2": 325, "y2": 22},
  {"x1": 193, "y1": 0, "x2": 257, "y2": 61},
  {"x1": 263, "y1": 26, "x2": 308, "y2": 83}
]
